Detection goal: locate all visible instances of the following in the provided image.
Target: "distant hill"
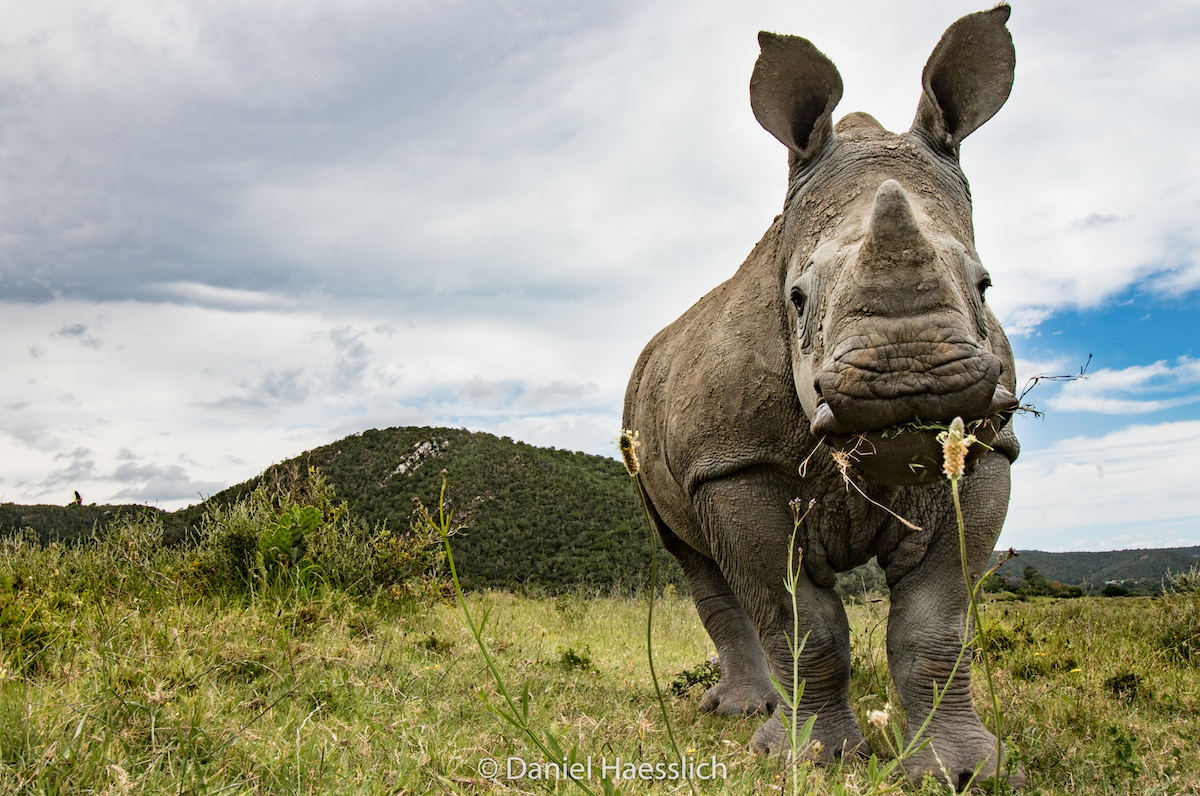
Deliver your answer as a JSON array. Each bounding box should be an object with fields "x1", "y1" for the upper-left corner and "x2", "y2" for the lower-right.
[
  {"x1": 989, "y1": 546, "x2": 1200, "y2": 590},
  {"x1": 0, "y1": 502, "x2": 168, "y2": 545},
  {"x1": 5, "y1": 426, "x2": 1198, "y2": 593},
  {"x1": 192, "y1": 426, "x2": 679, "y2": 591}
]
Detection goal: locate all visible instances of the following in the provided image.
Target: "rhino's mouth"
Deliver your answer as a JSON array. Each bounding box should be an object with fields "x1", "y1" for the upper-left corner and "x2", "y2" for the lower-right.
[
  {"x1": 807, "y1": 337, "x2": 1018, "y2": 485},
  {"x1": 810, "y1": 381, "x2": 1016, "y2": 439},
  {"x1": 811, "y1": 394, "x2": 1016, "y2": 486},
  {"x1": 809, "y1": 331, "x2": 1012, "y2": 437}
]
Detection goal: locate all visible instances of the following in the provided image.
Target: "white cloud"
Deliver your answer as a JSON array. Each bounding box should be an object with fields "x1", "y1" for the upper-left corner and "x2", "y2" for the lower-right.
[
  {"x1": 1004, "y1": 419, "x2": 1200, "y2": 550},
  {"x1": 1048, "y1": 357, "x2": 1200, "y2": 413},
  {"x1": 1001, "y1": 307, "x2": 1056, "y2": 338},
  {"x1": 154, "y1": 282, "x2": 295, "y2": 311}
]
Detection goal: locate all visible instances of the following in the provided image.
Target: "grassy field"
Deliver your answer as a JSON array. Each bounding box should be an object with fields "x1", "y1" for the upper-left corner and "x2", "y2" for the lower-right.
[
  {"x1": 2, "y1": 482, "x2": 1197, "y2": 795},
  {"x1": 3, "y1": 579, "x2": 1197, "y2": 794}
]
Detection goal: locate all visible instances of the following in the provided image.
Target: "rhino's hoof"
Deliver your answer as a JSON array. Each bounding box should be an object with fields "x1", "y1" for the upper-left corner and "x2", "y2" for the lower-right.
[
  {"x1": 902, "y1": 740, "x2": 1027, "y2": 792},
  {"x1": 750, "y1": 710, "x2": 867, "y2": 763},
  {"x1": 698, "y1": 680, "x2": 778, "y2": 716}
]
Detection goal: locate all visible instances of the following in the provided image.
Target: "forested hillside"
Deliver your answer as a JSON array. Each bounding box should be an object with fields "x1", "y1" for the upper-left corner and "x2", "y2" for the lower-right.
[
  {"x1": 0, "y1": 502, "x2": 167, "y2": 545},
  {"x1": 989, "y1": 545, "x2": 1200, "y2": 590},
  {"x1": 173, "y1": 426, "x2": 680, "y2": 591},
  {"x1": 3, "y1": 427, "x2": 675, "y2": 591}
]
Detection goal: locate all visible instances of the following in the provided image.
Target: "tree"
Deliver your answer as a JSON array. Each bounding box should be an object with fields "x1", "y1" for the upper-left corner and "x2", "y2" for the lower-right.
[{"x1": 1021, "y1": 566, "x2": 1052, "y2": 597}]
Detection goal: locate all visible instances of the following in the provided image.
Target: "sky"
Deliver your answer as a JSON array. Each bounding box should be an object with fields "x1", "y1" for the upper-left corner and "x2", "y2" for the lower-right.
[{"x1": 1, "y1": 0, "x2": 1198, "y2": 553}]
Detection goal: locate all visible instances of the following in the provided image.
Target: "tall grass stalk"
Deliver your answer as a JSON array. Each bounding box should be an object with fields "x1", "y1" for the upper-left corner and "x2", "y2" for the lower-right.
[
  {"x1": 774, "y1": 499, "x2": 817, "y2": 796},
  {"x1": 941, "y1": 417, "x2": 1005, "y2": 794},
  {"x1": 416, "y1": 471, "x2": 602, "y2": 796},
  {"x1": 619, "y1": 430, "x2": 696, "y2": 796}
]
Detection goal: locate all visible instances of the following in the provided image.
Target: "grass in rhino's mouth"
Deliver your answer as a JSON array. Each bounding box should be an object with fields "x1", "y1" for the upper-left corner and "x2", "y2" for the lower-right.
[{"x1": 872, "y1": 417, "x2": 996, "y2": 447}]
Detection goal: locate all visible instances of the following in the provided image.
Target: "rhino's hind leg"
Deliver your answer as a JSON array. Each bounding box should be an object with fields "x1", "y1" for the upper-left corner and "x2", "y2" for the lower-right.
[
  {"x1": 693, "y1": 467, "x2": 866, "y2": 760},
  {"x1": 655, "y1": 510, "x2": 778, "y2": 715}
]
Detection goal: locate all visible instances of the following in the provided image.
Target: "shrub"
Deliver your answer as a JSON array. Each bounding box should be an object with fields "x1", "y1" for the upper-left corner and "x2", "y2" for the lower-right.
[
  {"x1": 556, "y1": 645, "x2": 598, "y2": 673},
  {"x1": 1158, "y1": 565, "x2": 1200, "y2": 666},
  {"x1": 191, "y1": 466, "x2": 444, "y2": 599},
  {"x1": 1104, "y1": 671, "x2": 1144, "y2": 700},
  {"x1": 257, "y1": 505, "x2": 319, "y2": 573},
  {"x1": 0, "y1": 590, "x2": 54, "y2": 675},
  {"x1": 668, "y1": 659, "x2": 722, "y2": 697}
]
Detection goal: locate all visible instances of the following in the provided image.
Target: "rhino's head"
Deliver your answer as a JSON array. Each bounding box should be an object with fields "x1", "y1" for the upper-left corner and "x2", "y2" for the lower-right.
[{"x1": 753, "y1": 6, "x2": 1018, "y2": 485}]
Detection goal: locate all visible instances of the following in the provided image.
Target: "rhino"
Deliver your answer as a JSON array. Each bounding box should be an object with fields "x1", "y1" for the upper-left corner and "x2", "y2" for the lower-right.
[{"x1": 623, "y1": 6, "x2": 1023, "y2": 788}]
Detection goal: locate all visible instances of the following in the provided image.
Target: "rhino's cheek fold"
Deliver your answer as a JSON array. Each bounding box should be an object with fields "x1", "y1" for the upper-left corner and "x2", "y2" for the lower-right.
[
  {"x1": 811, "y1": 400, "x2": 837, "y2": 437},
  {"x1": 986, "y1": 383, "x2": 1018, "y2": 425}
]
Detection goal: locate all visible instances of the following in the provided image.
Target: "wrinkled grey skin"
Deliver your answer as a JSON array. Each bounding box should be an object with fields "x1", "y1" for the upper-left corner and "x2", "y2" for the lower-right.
[{"x1": 623, "y1": 7, "x2": 1024, "y2": 790}]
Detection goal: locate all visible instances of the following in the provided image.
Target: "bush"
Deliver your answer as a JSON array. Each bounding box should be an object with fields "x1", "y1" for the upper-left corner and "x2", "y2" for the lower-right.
[
  {"x1": 668, "y1": 659, "x2": 722, "y2": 697},
  {"x1": 0, "y1": 465, "x2": 444, "y2": 624},
  {"x1": 556, "y1": 645, "x2": 598, "y2": 673},
  {"x1": 1104, "y1": 671, "x2": 1144, "y2": 700},
  {"x1": 191, "y1": 466, "x2": 444, "y2": 599},
  {"x1": 1158, "y1": 565, "x2": 1200, "y2": 666}
]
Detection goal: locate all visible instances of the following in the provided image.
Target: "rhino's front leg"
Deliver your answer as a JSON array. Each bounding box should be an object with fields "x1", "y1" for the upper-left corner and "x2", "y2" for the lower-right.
[
  {"x1": 693, "y1": 467, "x2": 866, "y2": 761},
  {"x1": 886, "y1": 452, "x2": 1025, "y2": 790},
  {"x1": 656, "y1": 522, "x2": 778, "y2": 716}
]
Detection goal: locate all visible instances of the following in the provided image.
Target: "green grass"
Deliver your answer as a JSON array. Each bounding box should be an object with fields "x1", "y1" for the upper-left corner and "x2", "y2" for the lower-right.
[
  {"x1": 3, "y1": 581, "x2": 1197, "y2": 794},
  {"x1": 2, "y1": 492, "x2": 1198, "y2": 794}
]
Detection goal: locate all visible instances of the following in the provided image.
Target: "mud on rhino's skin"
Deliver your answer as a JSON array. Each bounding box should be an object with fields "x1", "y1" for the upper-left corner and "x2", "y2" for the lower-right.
[{"x1": 623, "y1": 5, "x2": 1026, "y2": 789}]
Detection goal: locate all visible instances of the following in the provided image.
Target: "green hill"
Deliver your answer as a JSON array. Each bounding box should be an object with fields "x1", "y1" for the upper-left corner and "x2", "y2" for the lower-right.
[
  {"x1": 3, "y1": 427, "x2": 677, "y2": 593},
  {"x1": 181, "y1": 426, "x2": 686, "y2": 592}
]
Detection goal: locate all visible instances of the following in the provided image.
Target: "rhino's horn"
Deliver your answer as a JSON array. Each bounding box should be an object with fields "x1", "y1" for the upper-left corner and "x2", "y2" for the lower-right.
[{"x1": 862, "y1": 180, "x2": 936, "y2": 267}]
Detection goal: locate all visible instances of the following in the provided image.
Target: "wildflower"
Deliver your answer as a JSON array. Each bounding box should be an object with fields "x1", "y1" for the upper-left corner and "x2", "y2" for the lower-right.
[
  {"x1": 868, "y1": 705, "x2": 890, "y2": 729},
  {"x1": 936, "y1": 417, "x2": 977, "y2": 480},
  {"x1": 617, "y1": 429, "x2": 640, "y2": 476},
  {"x1": 788, "y1": 497, "x2": 816, "y2": 523}
]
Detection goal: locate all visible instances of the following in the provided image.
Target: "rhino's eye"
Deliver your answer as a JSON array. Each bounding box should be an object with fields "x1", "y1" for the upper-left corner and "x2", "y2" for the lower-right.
[
  {"x1": 790, "y1": 286, "x2": 807, "y2": 315},
  {"x1": 977, "y1": 276, "x2": 992, "y2": 301}
]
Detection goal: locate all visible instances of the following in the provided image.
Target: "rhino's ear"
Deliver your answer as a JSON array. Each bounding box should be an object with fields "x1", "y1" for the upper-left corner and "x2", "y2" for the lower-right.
[
  {"x1": 750, "y1": 32, "x2": 843, "y2": 164},
  {"x1": 911, "y1": 4, "x2": 1015, "y2": 154}
]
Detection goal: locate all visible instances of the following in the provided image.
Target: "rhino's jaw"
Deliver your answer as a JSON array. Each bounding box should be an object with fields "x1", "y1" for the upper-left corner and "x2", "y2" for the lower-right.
[
  {"x1": 811, "y1": 329, "x2": 1007, "y2": 435},
  {"x1": 809, "y1": 382, "x2": 1017, "y2": 485},
  {"x1": 807, "y1": 335, "x2": 1018, "y2": 485},
  {"x1": 810, "y1": 382, "x2": 1016, "y2": 438}
]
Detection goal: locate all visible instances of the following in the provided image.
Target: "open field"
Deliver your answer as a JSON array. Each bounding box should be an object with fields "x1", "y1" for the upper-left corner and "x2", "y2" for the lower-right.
[{"x1": 3, "y1": 558, "x2": 1197, "y2": 794}]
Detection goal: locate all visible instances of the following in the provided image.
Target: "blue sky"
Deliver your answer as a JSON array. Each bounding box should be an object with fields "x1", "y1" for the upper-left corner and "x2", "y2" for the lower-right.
[
  {"x1": 1014, "y1": 291, "x2": 1199, "y2": 447},
  {"x1": 1, "y1": 0, "x2": 1197, "y2": 553}
]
